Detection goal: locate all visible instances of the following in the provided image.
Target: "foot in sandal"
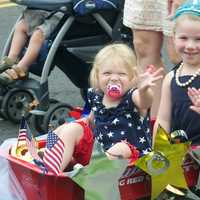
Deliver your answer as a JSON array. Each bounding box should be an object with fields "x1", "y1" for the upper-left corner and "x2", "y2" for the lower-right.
[
  {"x1": 0, "y1": 57, "x2": 18, "y2": 73},
  {"x1": 0, "y1": 65, "x2": 28, "y2": 85}
]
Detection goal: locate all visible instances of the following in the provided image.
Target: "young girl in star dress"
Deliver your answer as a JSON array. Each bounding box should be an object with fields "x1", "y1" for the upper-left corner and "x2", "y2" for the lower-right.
[
  {"x1": 48, "y1": 43, "x2": 163, "y2": 172},
  {"x1": 154, "y1": 0, "x2": 200, "y2": 145}
]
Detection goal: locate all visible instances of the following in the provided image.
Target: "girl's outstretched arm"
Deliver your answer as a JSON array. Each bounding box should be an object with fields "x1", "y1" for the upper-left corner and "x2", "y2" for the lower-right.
[
  {"x1": 133, "y1": 67, "x2": 164, "y2": 111},
  {"x1": 188, "y1": 87, "x2": 200, "y2": 115}
]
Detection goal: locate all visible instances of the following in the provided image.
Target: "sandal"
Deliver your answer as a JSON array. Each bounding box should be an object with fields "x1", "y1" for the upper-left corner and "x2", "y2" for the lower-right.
[
  {"x1": 0, "y1": 65, "x2": 28, "y2": 85},
  {"x1": 0, "y1": 56, "x2": 18, "y2": 73}
]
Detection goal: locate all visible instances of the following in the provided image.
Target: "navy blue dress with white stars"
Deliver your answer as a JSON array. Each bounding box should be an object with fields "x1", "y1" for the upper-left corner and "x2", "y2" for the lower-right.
[{"x1": 87, "y1": 88, "x2": 152, "y2": 157}]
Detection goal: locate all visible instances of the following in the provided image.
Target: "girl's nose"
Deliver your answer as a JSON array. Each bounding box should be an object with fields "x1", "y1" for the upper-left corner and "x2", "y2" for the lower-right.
[
  {"x1": 186, "y1": 40, "x2": 195, "y2": 50},
  {"x1": 110, "y1": 74, "x2": 119, "y2": 80}
]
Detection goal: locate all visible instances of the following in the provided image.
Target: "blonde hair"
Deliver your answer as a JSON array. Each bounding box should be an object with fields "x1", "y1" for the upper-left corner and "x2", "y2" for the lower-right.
[
  {"x1": 90, "y1": 43, "x2": 138, "y2": 89},
  {"x1": 173, "y1": 14, "x2": 200, "y2": 34}
]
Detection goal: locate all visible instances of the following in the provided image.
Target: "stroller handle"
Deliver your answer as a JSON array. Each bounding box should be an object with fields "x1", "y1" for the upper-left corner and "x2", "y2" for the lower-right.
[{"x1": 11, "y1": 0, "x2": 72, "y2": 11}]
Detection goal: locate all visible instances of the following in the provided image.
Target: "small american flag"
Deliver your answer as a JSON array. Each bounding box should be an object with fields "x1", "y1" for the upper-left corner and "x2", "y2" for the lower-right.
[
  {"x1": 16, "y1": 116, "x2": 43, "y2": 162},
  {"x1": 17, "y1": 117, "x2": 27, "y2": 143},
  {"x1": 43, "y1": 130, "x2": 65, "y2": 175},
  {"x1": 25, "y1": 122, "x2": 43, "y2": 162}
]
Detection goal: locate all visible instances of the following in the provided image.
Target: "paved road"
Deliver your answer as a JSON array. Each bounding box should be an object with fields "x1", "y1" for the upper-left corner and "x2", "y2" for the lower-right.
[{"x1": 0, "y1": 5, "x2": 84, "y2": 143}]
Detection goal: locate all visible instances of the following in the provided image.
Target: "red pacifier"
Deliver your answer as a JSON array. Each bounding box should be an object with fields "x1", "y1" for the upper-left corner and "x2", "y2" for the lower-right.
[{"x1": 106, "y1": 84, "x2": 122, "y2": 100}]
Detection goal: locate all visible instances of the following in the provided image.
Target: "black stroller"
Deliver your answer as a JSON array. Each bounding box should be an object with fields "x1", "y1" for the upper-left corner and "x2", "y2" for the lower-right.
[{"x1": 0, "y1": 0, "x2": 132, "y2": 133}]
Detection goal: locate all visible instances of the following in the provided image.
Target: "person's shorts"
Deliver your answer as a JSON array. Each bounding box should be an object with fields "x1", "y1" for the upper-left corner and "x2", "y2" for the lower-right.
[
  {"x1": 22, "y1": 9, "x2": 63, "y2": 38},
  {"x1": 72, "y1": 121, "x2": 94, "y2": 166},
  {"x1": 123, "y1": 0, "x2": 172, "y2": 36}
]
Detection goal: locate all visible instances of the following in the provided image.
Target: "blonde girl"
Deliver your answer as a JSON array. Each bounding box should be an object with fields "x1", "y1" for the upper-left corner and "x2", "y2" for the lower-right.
[{"x1": 44, "y1": 43, "x2": 163, "y2": 173}]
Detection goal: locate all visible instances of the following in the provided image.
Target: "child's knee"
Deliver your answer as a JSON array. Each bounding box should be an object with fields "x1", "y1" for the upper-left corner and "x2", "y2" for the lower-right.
[
  {"x1": 54, "y1": 122, "x2": 84, "y2": 144},
  {"x1": 16, "y1": 19, "x2": 28, "y2": 33},
  {"x1": 106, "y1": 142, "x2": 132, "y2": 160},
  {"x1": 32, "y1": 28, "x2": 45, "y2": 42}
]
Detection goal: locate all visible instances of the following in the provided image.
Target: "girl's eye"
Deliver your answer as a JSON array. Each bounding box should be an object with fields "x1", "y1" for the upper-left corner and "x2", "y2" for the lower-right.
[
  {"x1": 119, "y1": 73, "x2": 127, "y2": 76},
  {"x1": 103, "y1": 72, "x2": 111, "y2": 75},
  {"x1": 179, "y1": 36, "x2": 187, "y2": 40}
]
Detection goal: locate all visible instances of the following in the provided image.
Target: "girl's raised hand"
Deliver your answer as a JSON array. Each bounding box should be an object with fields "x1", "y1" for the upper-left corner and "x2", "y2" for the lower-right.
[
  {"x1": 138, "y1": 65, "x2": 164, "y2": 91},
  {"x1": 188, "y1": 87, "x2": 200, "y2": 114}
]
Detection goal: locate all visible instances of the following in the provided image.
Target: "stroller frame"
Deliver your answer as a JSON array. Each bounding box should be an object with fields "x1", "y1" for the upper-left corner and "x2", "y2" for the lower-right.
[{"x1": 0, "y1": 0, "x2": 131, "y2": 132}]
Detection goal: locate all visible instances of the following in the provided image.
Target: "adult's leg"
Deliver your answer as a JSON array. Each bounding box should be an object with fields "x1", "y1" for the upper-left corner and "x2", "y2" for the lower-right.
[
  {"x1": 133, "y1": 29, "x2": 165, "y2": 118},
  {"x1": 54, "y1": 122, "x2": 84, "y2": 171}
]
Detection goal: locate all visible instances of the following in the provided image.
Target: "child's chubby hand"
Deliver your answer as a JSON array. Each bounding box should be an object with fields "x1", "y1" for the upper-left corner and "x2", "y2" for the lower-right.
[{"x1": 137, "y1": 65, "x2": 164, "y2": 91}]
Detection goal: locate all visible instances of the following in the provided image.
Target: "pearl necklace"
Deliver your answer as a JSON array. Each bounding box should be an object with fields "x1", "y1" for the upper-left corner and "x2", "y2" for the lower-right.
[{"x1": 175, "y1": 63, "x2": 200, "y2": 87}]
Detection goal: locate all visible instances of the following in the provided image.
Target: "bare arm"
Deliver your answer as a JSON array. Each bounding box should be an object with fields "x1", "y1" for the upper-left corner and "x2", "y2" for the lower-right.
[
  {"x1": 153, "y1": 72, "x2": 173, "y2": 146},
  {"x1": 133, "y1": 68, "x2": 164, "y2": 112}
]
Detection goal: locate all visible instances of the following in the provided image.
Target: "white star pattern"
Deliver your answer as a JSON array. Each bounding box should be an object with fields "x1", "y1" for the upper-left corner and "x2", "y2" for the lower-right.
[
  {"x1": 125, "y1": 114, "x2": 131, "y2": 119},
  {"x1": 104, "y1": 126, "x2": 108, "y2": 129},
  {"x1": 140, "y1": 117, "x2": 144, "y2": 123},
  {"x1": 134, "y1": 108, "x2": 138, "y2": 113},
  {"x1": 120, "y1": 131, "x2": 125, "y2": 135},
  {"x1": 107, "y1": 132, "x2": 114, "y2": 138},
  {"x1": 139, "y1": 137, "x2": 146, "y2": 144},
  {"x1": 94, "y1": 95, "x2": 99, "y2": 100},
  {"x1": 146, "y1": 128, "x2": 150, "y2": 133},
  {"x1": 92, "y1": 106, "x2": 97, "y2": 111},
  {"x1": 112, "y1": 118, "x2": 119, "y2": 125},
  {"x1": 99, "y1": 110, "x2": 104, "y2": 114},
  {"x1": 142, "y1": 149, "x2": 149, "y2": 155},
  {"x1": 100, "y1": 143, "x2": 104, "y2": 147},
  {"x1": 128, "y1": 123, "x2": 133, "y2": 127},
  {"x1": 137, "y1": 126, "x2": 141, "y2": 130},
  {"x1": 99, "y1": 133, "x2": 103, "y2": 140}
]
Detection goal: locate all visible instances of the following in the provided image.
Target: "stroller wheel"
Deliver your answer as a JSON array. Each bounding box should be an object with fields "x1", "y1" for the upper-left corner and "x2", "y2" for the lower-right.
[
  {"x1": 1, "y1": 89, "x2": 34, "y2": 123},
  {"x1": 43, "y1": 102, "x2": 73, "y2": 132},
  {"x1": 0, "y1": 85, "x2": 9, "y2": 119}
]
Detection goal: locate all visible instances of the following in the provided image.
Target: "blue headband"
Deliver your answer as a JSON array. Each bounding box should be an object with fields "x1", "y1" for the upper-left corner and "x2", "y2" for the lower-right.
[{"x1": 173, "y1": 0, "x2": 200, "y2": 20}]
